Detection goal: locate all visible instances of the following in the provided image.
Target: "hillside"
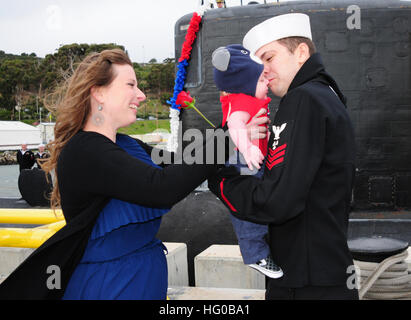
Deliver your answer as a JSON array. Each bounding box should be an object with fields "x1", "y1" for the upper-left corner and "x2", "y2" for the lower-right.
[{"x1": 0, "y1": 44, "x2": 175, "y2": 122}]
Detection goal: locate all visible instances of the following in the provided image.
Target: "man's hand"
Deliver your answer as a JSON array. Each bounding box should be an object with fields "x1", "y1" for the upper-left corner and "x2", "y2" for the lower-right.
[{"x1": 246, "y1": 108, "x2": 270, "y2": 141}]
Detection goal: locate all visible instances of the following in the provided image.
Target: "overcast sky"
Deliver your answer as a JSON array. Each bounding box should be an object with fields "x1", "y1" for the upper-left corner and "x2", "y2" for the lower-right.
[{"x1": 0, "y1": 0, "x2": 265, "y2": 63}]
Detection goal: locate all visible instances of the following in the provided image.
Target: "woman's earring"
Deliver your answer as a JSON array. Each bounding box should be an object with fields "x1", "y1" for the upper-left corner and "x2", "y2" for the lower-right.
[{"x1": 92, "y1": 105, "x2": 105, "y2": 126}]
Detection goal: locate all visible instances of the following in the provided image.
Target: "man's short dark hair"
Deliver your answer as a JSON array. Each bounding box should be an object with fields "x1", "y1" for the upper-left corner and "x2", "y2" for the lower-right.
[{"x1": 277, "y1": 37, "x2": 316, "y2": 56}]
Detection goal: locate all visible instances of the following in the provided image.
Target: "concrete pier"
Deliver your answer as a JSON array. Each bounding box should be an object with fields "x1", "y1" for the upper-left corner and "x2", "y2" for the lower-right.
[
  {"x1": 167, "y1": 286, "x2": 265, "y2": 300},
  {"x1": 194, "y1": 244, "x2": 265, "y2": 289},
  {"x1": 165, "y1": 242, "x2": 189, "y2": 287},
  {"x1": 1, "y1": 242, "x2": 409, "y2": 300},
  {"x1": 0, "y1": 247, "x2": 33, "y2": 284},
  {"x1": 0, "y1": 242, "x2": 189, "y2": 287}
]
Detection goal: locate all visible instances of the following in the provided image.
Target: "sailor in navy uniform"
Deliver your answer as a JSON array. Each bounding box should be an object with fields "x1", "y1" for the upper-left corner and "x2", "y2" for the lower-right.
[
  {"x1": 34, "y1": 144, "x2": 50, "y2": 169},
  {"x1": 17, "y1": 143, "x2": 35, "y2": 172},
  {"x1": 208, "y1": 13, "x2": 358, "y2": 300}
]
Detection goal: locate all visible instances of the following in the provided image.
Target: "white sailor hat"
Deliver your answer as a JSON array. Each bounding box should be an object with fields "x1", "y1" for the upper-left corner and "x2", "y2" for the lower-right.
[{"x1": 243, "y1": 13, "x2": 312, "y2": 64}]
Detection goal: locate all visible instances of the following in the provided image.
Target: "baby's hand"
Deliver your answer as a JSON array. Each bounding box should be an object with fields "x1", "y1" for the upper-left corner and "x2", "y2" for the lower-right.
[{"x1": 243, "y1": 145, "x2": 264, "y2": 170}]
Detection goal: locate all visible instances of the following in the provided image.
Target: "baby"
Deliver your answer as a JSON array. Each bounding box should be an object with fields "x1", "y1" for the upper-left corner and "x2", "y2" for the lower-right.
[{"x1": 212, "y1": 44, "x2": 283, "y2": 278}]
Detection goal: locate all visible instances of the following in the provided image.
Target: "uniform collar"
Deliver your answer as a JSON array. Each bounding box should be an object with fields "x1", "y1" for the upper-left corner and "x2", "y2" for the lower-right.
[
  {"x1": 287, "y1": 52, "x2": 324, "y2": 93},
  {"x1": 286, "y1": 52, "x2": 347, "y2": 106}
]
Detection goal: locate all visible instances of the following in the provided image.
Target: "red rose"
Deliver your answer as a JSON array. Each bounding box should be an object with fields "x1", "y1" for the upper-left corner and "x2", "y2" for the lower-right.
[{"x1": 176, "y1": 91, "x2": 193, "y2": 108}]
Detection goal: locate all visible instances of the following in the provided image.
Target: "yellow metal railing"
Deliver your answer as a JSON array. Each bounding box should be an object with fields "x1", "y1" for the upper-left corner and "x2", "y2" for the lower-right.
[
  {"x1": 0, "y1": 209, "x2": 64, "y2": 225},
  {"x1": 0, "y1": 209, "x2": 66, "y2": 248},
  {"x1": 0, "y1": 209, "x2": 171, "y2": 299}
]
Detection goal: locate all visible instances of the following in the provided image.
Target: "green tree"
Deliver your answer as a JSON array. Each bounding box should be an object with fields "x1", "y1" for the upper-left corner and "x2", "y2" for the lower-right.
[
  {"x1": 0, "y1": 58, "x2": 39, "y2": 119},
  {"x1": 146, "y1": 60, "x2": 175, "y2": 93},
  {"x1": 0, "y1": 47, "x2": 176, "y2": 121}
]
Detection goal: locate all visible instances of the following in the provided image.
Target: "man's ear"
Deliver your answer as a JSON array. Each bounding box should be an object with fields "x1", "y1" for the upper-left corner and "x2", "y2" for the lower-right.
[{"x1": 296, "y1": 43, "x2": 310, "y2": 66}]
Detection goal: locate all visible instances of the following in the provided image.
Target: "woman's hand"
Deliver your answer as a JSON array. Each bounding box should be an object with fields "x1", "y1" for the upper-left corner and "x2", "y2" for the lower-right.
[{"x1": 246, "y1": 108, "x2": 270, "y2": 141}]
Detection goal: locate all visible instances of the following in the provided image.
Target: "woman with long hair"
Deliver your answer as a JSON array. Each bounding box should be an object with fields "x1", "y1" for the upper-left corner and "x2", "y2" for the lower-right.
[{"x1": 0, "y1": 49, "x2": 268, "y2": 299}]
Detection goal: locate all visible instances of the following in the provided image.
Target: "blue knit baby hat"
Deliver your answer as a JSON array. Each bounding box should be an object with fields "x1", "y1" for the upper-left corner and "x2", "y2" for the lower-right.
[{"x1": 212, "y1": 44, "x2": 264, "y2": 97}]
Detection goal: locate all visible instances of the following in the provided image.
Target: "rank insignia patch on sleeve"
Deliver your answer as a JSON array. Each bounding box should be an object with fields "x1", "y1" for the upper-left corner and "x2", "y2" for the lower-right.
[
  {"x1": 266, "y1": 143, "x2": 287, "y2": 170},
  {"x1": 272, "y1": 123, "x2": 287, "y2": 150},
  {"x1": 266, "y1": 122, "x2": 288, "y2": 171}
]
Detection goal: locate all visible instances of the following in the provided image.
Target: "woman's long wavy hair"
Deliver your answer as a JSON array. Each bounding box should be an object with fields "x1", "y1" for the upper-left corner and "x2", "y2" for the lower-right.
[{"x1": 41, "y1": 49, "x2": 132, "y2": 210}]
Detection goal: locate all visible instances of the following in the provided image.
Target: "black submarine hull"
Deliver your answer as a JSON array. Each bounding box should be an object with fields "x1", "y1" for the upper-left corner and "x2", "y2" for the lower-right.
[
  {"x1": 174, "y1": 0, "x2": 411, "y2": 211},
  {"x1": 167, "y1": 0, "x2": 411, "y2": 284}
]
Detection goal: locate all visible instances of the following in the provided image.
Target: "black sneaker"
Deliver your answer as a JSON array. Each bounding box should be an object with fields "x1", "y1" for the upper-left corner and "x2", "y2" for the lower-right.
[{"x1": 248, "y1": 255, "x2": 283, "y2": 279}]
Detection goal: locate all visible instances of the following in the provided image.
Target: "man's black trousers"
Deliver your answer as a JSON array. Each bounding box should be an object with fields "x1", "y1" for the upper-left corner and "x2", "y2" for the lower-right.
[{"x1": 266, "y1": 280, "x2": 359, "y2": 300}]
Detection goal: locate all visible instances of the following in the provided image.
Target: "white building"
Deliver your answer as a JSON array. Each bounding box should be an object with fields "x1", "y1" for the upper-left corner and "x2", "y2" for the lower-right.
[
  {"x1": 36, "y1": 122, "x2": 55, "y2": 145},
  {"x1": 0, "y1": 121, "x2": 42, "y2": 151}
]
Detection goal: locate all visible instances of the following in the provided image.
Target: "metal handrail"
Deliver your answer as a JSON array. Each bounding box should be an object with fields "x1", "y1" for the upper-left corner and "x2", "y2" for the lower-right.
[
  {"x1": 0, "y1": 209, "x2": 64, "y2": 225},
  {"x1": 0, "y1": 220, "x2": 66, "y2": 248},
  {"x1": 0, "y1": 209, "x2": 65, "y2": 248}
]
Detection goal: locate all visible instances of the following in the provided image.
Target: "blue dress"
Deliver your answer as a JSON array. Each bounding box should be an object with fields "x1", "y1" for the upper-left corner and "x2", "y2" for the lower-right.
[{"x1": 62, "y1": 134, "x2": 170, "y2": 300}]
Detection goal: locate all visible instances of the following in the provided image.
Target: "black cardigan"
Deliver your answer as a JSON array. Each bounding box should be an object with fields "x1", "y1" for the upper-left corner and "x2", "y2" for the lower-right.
[{"x1": 0, "y1": 128, "x2": 229, "y2": 299}]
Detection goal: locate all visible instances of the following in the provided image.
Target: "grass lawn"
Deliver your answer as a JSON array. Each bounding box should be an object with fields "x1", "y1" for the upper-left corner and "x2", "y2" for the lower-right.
[
  {"x1": 118, "y1": 119, "x2": 170, "y2": 135},
  {"x1": 118, "y1": 98, "x2": 172, "y2": 135}
]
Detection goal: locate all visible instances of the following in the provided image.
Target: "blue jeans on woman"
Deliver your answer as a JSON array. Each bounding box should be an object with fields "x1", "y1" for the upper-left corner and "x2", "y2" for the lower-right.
[{"x1": 226, "y1": 151, "x2": 270, "y2": 264}]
